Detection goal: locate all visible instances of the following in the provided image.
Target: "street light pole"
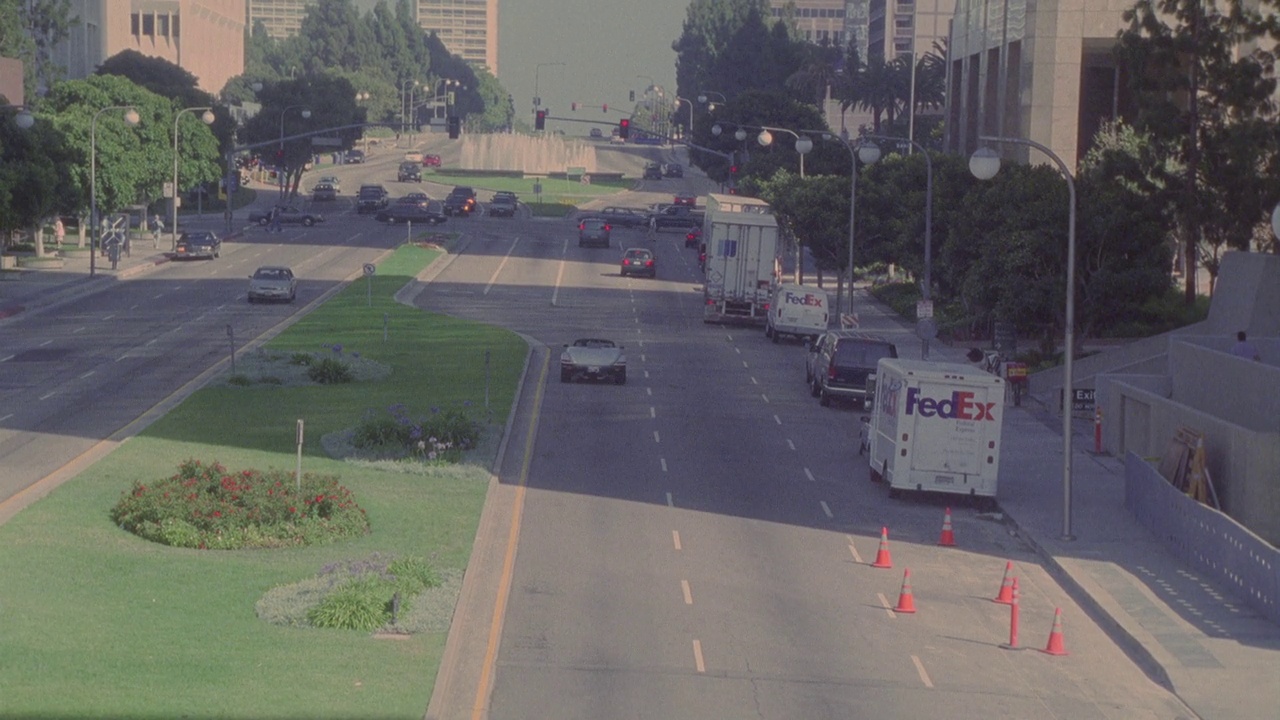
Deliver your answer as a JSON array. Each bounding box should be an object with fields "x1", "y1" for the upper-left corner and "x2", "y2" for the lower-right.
[
  {"x1": 171, "y1": 106, "x2": 215, "y2": 250},
  {"x1": 399, "y1": 79, "x2": 418, "y2": 138},
  {"x1": 757, "y1": 126, "x2": 814, "y2": 283},
  {"x1": 278, "y1": 105, "x2": 311, "y2": 202},
  {"x1": 90, "y1": 105, "x2": 141, "y2": 278},
  {"x1": 970, "y1": 137, "x2": 1077, "y2": 541},
  {"x1": 862, "y1": 133, "x2": 934, "y2": 358},
  {"x1": 674, "y1": 96, "x2": 693, "y2": 140}
]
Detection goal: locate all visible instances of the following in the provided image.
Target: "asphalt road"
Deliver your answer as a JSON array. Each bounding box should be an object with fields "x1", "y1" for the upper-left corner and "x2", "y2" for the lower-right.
[{"x1": 411, "y1": 169, "x2": 1191, "y2": 718}]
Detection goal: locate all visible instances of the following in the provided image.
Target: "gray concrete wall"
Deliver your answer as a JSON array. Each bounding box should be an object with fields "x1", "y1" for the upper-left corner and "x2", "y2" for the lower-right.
[
  {"x1": 1099, "y1": 376, "x2": 1280, "y2": 546},
  {"x1": 1206, "y1": 252, "x2": 1280, "y2": 337},
  {"x1": 1169, "y1": 340, "x2": 1280, "y2": 432}
]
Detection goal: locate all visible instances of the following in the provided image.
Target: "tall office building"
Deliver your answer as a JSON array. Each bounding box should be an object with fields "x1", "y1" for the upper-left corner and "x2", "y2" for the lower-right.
[
  {"x1": 245, "y1": 0, "x2": 309, "y2": 38},
  {"x1": 53, "y1": 1, "x2": 246, "y2": 96}
]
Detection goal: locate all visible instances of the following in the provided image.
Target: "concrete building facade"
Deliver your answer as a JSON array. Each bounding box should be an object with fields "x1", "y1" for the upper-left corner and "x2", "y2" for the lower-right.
[{"x1": 55, "y1": 0, "x2": 246, "y2": 96}]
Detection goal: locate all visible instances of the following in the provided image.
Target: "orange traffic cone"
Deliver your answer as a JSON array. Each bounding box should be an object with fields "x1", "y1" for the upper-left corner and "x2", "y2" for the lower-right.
[
  {"x1": 894, "y1": 569, "x2": 917, "y2": 614},
  {"x1": 993, "y1": 561, "x2": 1015, "y2": 604},
  {"x1": 871, "y1": 526, "x2": 893, "y2": 568},
  {"x1": 938, "y1": 507, "x2": 956, "y2": 546},
  {"x1": 1041, "y1": 607, "x2": 1069, "y2": 656}
]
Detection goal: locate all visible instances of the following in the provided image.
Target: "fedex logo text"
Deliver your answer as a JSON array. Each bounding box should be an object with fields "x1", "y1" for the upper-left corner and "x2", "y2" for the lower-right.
[
  {"x1": 905, "y1": 388, "x2": 996, "y2": 421},
  {"x1": 784, "y1": 291, "x2": 825, "y2": 308}
]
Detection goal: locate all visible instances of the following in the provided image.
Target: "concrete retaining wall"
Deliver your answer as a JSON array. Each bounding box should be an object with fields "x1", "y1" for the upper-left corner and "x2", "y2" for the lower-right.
[{"x1": 1125, "y1": 453, "x2": 1280, "y2": 625}]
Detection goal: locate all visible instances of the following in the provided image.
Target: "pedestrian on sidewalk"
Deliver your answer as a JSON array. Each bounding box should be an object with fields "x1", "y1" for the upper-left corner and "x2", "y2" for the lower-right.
[
  {"x1": 1229, "y1": 330, "x2": 1261, "y2": 361},
  {"x1": 53, "y1": 217, "x2": 65, "y2": 247},
  {"x1": 269, "y1": 206, "x2": 282, "y2": 234},
  {"x1": 151, "y1": 214, "x2": 163, "y2": 249}
]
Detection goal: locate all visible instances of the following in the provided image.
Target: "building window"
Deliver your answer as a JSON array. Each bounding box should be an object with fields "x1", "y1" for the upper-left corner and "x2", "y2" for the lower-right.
[
  {"x1": 158, "y1": 14, "x2": 169, "y2": 37},
  {"x1": 142, "y1": 13, "x2": 154, "y2": 37},
  {"x1": 173, "y1": 15, "x2": 180, "y2": 38},
  {"x1": 131, "y1": 12, "x2": 139, "y2": 35}
]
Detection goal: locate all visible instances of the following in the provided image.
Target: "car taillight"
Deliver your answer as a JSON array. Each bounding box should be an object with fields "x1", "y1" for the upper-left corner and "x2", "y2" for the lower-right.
[
  {"x1": 604, "y1": 224, "x2": 612, "y2": 231},
  {"x1": 828, "y1": 361, "x2": 837, "y2": 379},
  {"x1": 763, "y1": 303, "x2": 770, "y2": 311},
  {"x1": 645, "y1": 259, "x2": 653, "y2": 266},
  {"x1": 578, "y1": 223, "x2": 584, "y2": 230}
]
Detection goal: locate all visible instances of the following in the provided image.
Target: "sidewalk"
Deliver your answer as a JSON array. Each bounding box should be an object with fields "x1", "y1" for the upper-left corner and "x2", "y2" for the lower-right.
[
  {"x1": 849, "y1": 285, "x2": 1280, "y2": 720},
  {"x1": 0, "y1": 218, "x2": 245, "y2": 322}
]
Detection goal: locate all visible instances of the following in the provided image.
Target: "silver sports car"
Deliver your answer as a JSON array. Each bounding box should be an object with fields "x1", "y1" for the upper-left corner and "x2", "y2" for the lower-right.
[{"x1": 560, "y1": 338, "x2": 626, "y2": 384}]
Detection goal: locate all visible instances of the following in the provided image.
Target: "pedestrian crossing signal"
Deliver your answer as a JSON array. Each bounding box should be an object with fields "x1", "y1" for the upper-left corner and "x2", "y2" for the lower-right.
[
  {"x1": 535, "y1": 110, "x2": 546, "y2": 131},
  {"x1": 619, "y1": 118, "x2": 630, "y2": 139}
]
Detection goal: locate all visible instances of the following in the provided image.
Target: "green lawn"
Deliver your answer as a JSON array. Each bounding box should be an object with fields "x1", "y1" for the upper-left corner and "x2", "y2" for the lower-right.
[{"x1": 0, "y1": 244, "x2": 528, "y2": 718}]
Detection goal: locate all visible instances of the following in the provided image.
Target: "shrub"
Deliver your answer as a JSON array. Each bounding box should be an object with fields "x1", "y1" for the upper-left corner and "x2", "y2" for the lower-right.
[
  {"x1": 287, "y1": 553, "x2": 441, "y2": 631},
  {"x1": 110, "y1": 459, "x2": 369, "y2": 549},
  {"x1": 307, "y1": 357, "x2": 353, "y2": 384},
  {"x1": 351, "y1": 403, "x2": 481, "y2": 463},
  {"x1": 288, "y1": 352, "x2": 314, "y2": 366},
  {"x1": 227, "y1": 374, "x2": 252, "y2": 386}
]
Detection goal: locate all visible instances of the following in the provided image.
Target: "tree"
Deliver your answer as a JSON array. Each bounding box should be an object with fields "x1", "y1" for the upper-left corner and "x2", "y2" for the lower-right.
[
  {"x1": 673, "y1": 0, "x2": 773, "y2": 103},
  {"x1": 0, "y1": 108, "x2": 74, "y2": 253},
  {"x1": 1116, "y1": 0, "x2": 1280, "y2": 303},
  {"x1": 755, "y1": 170, "x2": 861, "y2": 307},
  {"x1": 0, "y1": 0, "x2": 76, "y2": 99}
]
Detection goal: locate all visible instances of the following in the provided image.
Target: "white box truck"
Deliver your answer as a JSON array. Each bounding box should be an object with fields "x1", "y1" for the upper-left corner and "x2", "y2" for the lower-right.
[
  {"x1": 702, "y1": 196, "x2": 779, "y2": 324},
  {"x1": 765, "y1": 284, "x2": 829, "y2": 343},
  {"x1": 866, "y1": 358, "x2": 1005, "y2": 500}
]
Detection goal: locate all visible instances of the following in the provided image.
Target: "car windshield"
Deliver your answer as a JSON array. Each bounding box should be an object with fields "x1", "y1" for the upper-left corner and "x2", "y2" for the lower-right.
[
  {"x1": 625, "y1": 250, "x2": 651, "y2": 260},
  {"x1": 253, "y1": 269, "x2": 290, "y2": 281},
  {"x1": 573, "y1": 339, "x2": 615, "y2": 348},
  {"x1": 181, "y1": 233, "x2": 214, "y2": 242},
  {"x1": 834, "y1": 342, "x2": 896, "y2": 366}
]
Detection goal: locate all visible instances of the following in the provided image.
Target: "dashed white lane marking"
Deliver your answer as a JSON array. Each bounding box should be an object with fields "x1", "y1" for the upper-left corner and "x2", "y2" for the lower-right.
[
  {"x1": 672, "y1": 530, "x2": 681, "y2": 550},
  {"x1": 820, "y1": 501, "x2": 833, "y2": 518},
  {"x1": 911, "y1": 655, "x2": 934, "y2": 688},
  {"x1": 877, "y1": 593, "x2": 896, "y2": 618},
  {"x1": 751, "y1": 377, "x2": 758, "y2": 384},
  {"x1": 787, "y1": 439, "x2": 796, "y2": 451},
  {"x1": 551, "y1": 249, "x2": 567, "y2": 306},
  {"x1": 0, "y1": 413, "x2": 11, "y2": 422},
  {"x1": 660, "y1": 458, "x2": 668, "y2": 472},
  {"x1": 649, "y1": 406, "x2": 656, "y2": 418},
  {"x1": 39, "y1": 391, "x2": 56, "y2": 400},
  {"x1": 725, "y1": 333, "x2": 733, "y2": 341},
  {"x1": 638, "y1": 340, "x2": 645, "y2": 348},
  {"x1": 634, "y1": 317, "x2": 639, "y2": 324},
  {"x1": 644, "y1": 370, "x2": 650, "y2": 378},
  {"x1": 653, "y1": 430, "x2": 660, "y2": 443},
  {"x1": 641, "y1": 354, "x2": 646, "y2": 362},
  {"x1": 804, "y1": 467, "x2": 815, "y2": 482},
  {"x1": 39, "y1": 340, "x2": 52, "y2": 347},
  {"x1": 848, "y1": 543, "x2": 864, "y2": 565},
  {"x1": 152, "y1": 294, "x2": 164, "y2": 300},
  {"x1": 635, "y1": 328, "x2": 642, "y2": 335},
  {"x1": 692, "y1": 640, "x2": 706, "y2": 673},
  {"x1": 774, "y1": 415, "x2": 782, "y2": 425},
  {"x1": 0, "y1": 355, "x2": 12, "y2": 363},
  {"x1": 742, "y1": 361, "x2": 749, "y2": 368},
  {"x1": 761, "y1": 394, "x2": 770, "y2": 403},
  {"x1": 646, "y1": 387, "x2": 652, "y2": 396},
  {"x1": 80, "y1": 370, "x2": 95, "y2": 379},
  {"x1": 484, "y1": 237, "x2": 518, "y2": 294},
  {"x1": 103, "y1": 314, "x2": 115, "y2": 320},
  {"x1": 145, "y1": 338, "x2": 158, "y2": 346},
  {"x1": 681, "y1": 580, "x2": 693, "y2": 605},
  {"x1": 73, "y1": 326, "x2": 85, "y2": 334},
  {"x1": 666, "y1": 492, "x2": 674, "y2": 507},
  {"x1": 734, "y1": 347, "x2": 741, "y2": 354}
]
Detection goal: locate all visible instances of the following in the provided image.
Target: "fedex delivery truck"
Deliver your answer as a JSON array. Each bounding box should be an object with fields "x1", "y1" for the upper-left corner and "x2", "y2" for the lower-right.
[
  {"x1": 867, "y1": 358, "x2": 1005, "y2": 500},
  {"x1": 766, "y1": 284, "x2": 829, "y2": 343}
]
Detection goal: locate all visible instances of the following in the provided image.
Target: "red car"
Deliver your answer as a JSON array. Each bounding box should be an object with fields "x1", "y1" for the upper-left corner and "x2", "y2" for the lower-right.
[
  {"x1": 685, "y1": 227, "x2": 702, "y2": 248},
  {"x1": 422, "y1": 154, "x2": 442, "y2": 167},
  {"x1": 673, "y1": 194, "x2": 697, "y2": 207}
]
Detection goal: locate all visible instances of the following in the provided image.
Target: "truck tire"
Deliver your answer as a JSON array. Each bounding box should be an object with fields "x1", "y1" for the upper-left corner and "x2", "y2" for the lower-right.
[
  {"x1": 819, "y1": 388, "x2": 832, "y2": 407},
  {"x1": 810, "y1": 378, "x2": 821, "y2": 398}
]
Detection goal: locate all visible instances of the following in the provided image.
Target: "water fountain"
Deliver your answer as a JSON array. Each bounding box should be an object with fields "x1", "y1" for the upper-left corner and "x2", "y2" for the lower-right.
[{"x1": 460, "y1": 133, "x2": 597, "y2": 174}]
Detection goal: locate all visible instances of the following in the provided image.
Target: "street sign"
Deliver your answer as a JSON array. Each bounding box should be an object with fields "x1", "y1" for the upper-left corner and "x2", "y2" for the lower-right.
[
  {"x1": 916, "y1": 300, "x2": 933, "y2": 319},
  {"x1": 310, "y1": 136, "x2": 343, "y2": 147},
  {"x1": 916, "y1": 317, "x2": 938, "y2": 340},
  {"x1": 363, "y1": 263, "x2": 376, "y2": 276}
]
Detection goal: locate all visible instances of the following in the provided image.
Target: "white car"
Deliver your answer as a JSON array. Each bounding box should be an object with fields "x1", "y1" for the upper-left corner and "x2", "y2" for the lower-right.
[
  {"x1": 404, "y1": 151, "x2": 423, "y2": 163},
  {"x1": 247, "y1": 266, "x2": 297, "y2": 304},
  {"x1": 560, "y1": 338, "x2": 626, "y2": 384}
]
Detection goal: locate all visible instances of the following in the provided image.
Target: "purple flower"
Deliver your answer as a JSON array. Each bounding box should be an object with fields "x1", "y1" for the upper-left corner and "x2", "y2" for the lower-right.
[{"x1": 332, "y1": 344, "x2": 343, "y2": 354}]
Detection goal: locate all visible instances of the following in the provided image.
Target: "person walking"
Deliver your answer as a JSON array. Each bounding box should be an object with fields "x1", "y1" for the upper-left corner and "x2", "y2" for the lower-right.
[
  {"x1": 269, "y1": 206, "x2": 282, "y2": 233},
  {"x1": 1230, "y1": 331, "x2": 1261, "y2": 361},
  {"x1": 53, "y1": 217, "x2": 65, "y2": 247},
  {"x1": 152, "y1": 214, "x2": 163, "y2": 249}
]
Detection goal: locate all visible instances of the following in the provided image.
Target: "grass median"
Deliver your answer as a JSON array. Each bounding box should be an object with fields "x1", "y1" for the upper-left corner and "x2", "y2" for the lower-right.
[{"x1": 0, "y1": 242, "x2": 528, "y2": 719}]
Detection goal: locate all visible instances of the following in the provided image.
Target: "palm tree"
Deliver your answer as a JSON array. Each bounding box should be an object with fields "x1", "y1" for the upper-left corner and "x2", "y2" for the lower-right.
[{"x1": 855, "y1": 56, "x2": 911, "y2": 132}]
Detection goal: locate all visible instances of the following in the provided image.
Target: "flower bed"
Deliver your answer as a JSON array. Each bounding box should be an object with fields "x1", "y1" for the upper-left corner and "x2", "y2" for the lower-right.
[{"x1": 110, "y1": 459, "x2": 369, "y2": 549}]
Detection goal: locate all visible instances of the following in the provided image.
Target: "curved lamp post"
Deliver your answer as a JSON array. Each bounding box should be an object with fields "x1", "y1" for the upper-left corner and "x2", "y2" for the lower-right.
[
  {"x1": 697, "y1": 90, "x2": 727, "y2": 111},
  {"x1": 90, "y1": 105, "x2": 141, "y2": 278},
  {"x1": 399, "y1": 79, "x2": 419, "y2": 136},
  {"x1": 970, "y1": 138, "x2": 1077, "y2": 541},
  {"x1": 757, "y1": 126, "x2": 814, "y2": 283},
  {"x1": 278, "y1": 105, "x2": 311, "y2": 201},
  {"x1": 171, "y1": 106, "x2": 215, "y2": 249},
  {"x1": 674, "y1": 96, "x2": 693, "y2": 140},
  {"x1": 861, "y1": 133, "x2": 934, "y2": 358},
  {"x1": 807, "y1": 132, "x2": 879, "y2": 317}
]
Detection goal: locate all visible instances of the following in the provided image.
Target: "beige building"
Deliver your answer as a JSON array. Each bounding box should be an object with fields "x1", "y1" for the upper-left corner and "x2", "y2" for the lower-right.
[
  {"x1": 54, "y1": 1, "x2": 246, "y2": 96},
  {"x1": 944, "y1": 0, "x2": 1131, "y2": 167},
  {"x1": 245, "y1": 0, "x2": 308, "y2": 38}
]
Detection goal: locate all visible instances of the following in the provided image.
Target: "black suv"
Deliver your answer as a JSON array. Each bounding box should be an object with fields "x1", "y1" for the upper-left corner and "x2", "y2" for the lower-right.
[
  {"x1": 443, "y1": 186, "x2": 477, "y2": 216},
  {"x1": 397, "y1": 161, "x2": 422, "y2": 182},
  {"x1": 643, "y1": 162, "x2": 663, "y2": 180},
  {"x1": 805, "y1": 331, "x2": 898, "y2": 407},
  {"x1": 356, "y1": 184, "x2": 389, "y2": 214}
]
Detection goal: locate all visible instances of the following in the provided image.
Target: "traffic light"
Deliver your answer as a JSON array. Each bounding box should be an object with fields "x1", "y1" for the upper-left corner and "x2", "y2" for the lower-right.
[
  {"x1": 447, "y1": 115, "x2": 461, "y2": 139},
  {"x1": 571, "y1": 102, "x2": 577, "y2": 111},
  {"x1": 602, "y1": 103, "x2": 607, "y2": 113},
  {"x1": 629, "y1": 90, "x2": 636, "y2": 102},
  {"x1": 618, "y1": 118, "x2": 630, "y2": 139},
  {"x1": 535, "y1": 109, "x2": 546, "y2": 130}
]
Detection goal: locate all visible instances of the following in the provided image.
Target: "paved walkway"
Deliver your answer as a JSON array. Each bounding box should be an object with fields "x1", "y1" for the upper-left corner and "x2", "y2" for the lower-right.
[{"x1": 4, "y1": 236, "x2": 1277, "y2": 720}]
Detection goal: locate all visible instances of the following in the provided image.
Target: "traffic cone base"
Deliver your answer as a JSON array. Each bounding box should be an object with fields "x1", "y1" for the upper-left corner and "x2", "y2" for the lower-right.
[
  {"x1": 938, "y1": 507, "x2": 956, "y2": 547},
  {"x1": 871, "y1": 526, "x2": 893, "y2": 568},
  {"x1": 993, "y1": 560, "x2": 1015, "y2": 604},
  {"x1": 894, "y1": 569, "x2": 917, "y2": 614},
  {"x1": 1042, "y1": 608, "x2": 1069, "y2": 656}
]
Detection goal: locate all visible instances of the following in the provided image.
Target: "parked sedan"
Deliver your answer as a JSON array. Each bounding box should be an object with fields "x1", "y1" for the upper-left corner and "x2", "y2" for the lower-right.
[
  {"x1": 620, "y1": 247, "x2": 656, "y2": 278},
  {"x1": 560, "y1": 338, "x2": 626, "y2": 384},
  {"x1": 247, "y1": 266, "x2": 297, "y2": 304},
  {"x1": 422, "y1": 154, "x2": 442, "y2": 167},
  {"x1": 174, "y1": 231, "x2": 221, "y2": 260}
]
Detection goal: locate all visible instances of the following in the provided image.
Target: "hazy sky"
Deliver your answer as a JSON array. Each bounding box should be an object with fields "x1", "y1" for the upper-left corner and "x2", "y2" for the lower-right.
[{"x1": 497, "y1": 0, "x2": 691, "y2": 134}]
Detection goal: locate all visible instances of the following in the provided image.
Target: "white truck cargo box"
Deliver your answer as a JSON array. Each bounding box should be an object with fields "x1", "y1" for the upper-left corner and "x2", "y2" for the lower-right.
[
  {"x1": 702, "y1": 208, "x2": 778, "y2": 324},
  {"x1": 766, "y1": 284, "x2": 829, "y2": 343},
  {"x1": 867, "y1": 358, "x2": 1004, "y2": 499}
]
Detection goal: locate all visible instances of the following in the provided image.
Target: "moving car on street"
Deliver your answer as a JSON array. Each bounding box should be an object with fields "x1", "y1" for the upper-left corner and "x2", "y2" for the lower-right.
[
  {"x1": 173, "y1": 231, "x2": 221, "y2": 260},
  {"x1": 643, "y1": 162, "x2": 663, "y2": 180},
  {"x1": 560, "y1": 338, "x2": 627, "y2": 384},
  {"x1": 345, "y1": 149, "x2": 366, "y2": 164},
  {"x1": 356, "y1": 184, "x2": 390, "y2": 214},
  {"x1": 311, "y1": 183, "x2": 337, "y2": 201},
  {"x1": 620, "y1": 248, "x2": 656, "y2": 278},
  {"x1": 444, "y1": 186, "x2": 477, "y2": 216},
  {"x1": 398, "y1": 161, "x2": 422, "y2": 182},
  {"x1": 246, "y1": 266, "x2": 297, "y2": 303},
  {"x1": 318, "y1": 176, "x2": 340, "y2": 192},
  {"x1": 578, "y1": 218, "x2": 612, "y2": 247},
  {"x1": 381, "y1": 200, "x2": 448, "y2": 225},
  {"x1": 806, "y1": 330, "x2": 898, "y2": 408},
  {"x1": 247, "y1": 205, "x2": 325, "y2": 227},
  {"x1": 589, "y1": 206, "x2": 649, "y2": 228},
  {"x1": 487, "y1": 195, "x2": 517, "y2": 217},
  {"x1": 422, "y1": 154, "x2": 442, "y2": 167},
  {"x1": 664, "y1": 163, "x2": 684, "y2": 178}
]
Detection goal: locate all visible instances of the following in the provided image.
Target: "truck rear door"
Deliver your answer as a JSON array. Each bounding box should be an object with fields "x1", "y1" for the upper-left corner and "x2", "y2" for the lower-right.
[{"x1": 907, "y1": 381, "x2": 997, "y2": 477}]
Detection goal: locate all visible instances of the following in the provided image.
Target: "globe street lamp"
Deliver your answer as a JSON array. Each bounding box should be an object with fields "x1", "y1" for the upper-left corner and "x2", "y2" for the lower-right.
[
  {"x1": 278, "y1": 105, "x2": 311, "y2": 201},
  {"x1": 674, "y1": 96, "x2": 693, "y2": 140},
  {"x1": 970, "y1": 138, "x2": 1077, "y2": 541},
  {"x1": 90, "y1": 106, "x2": 141, "y2": 278},
  {"x1": 399, "y1": 79, "x2": 419, "y2": 137},
  {"x1": 861, "y1": 133, "x2": 934, "y2": 358},
  {"x1": 698, "y1": 90, "x2": 727, "y2": 111},
  {"x1": 171, "y1": 106, "x2": 215, "y2": 249},
  {"x1": 756, "y1": 126, "x2": 813, "y2": 178}
]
